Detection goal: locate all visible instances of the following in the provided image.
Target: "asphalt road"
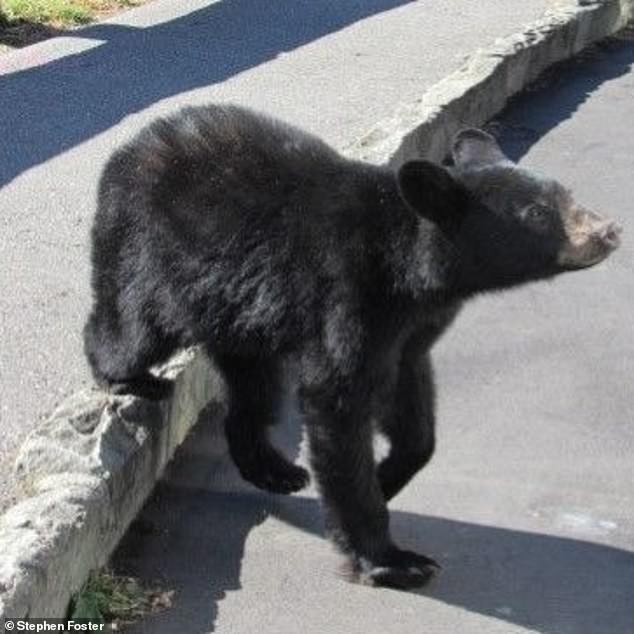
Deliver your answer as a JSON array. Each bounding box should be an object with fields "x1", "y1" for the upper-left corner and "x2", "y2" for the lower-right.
[
  {"x1": 0, "y1": 0, "x2": 555, "y2": 514},
  {"x1": 113, "y1": 32, "x2": 634, "y2": 634}
]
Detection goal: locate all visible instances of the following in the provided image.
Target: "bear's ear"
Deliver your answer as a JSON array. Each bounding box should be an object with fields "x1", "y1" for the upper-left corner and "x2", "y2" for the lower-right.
[
  {"x1": 451, "y1": 128, "x2": 511, "y2": 169},
  {"x1": 397, "y1": 160, "x2": 464, "y2": 226}
]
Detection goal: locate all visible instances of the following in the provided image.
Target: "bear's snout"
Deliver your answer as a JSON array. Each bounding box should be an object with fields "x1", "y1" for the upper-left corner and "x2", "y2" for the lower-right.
[
  {"x1": 598, "y1": 220, "x2": 623, "y2": 251},
  {"x1": 558, "y1": 207, "x2": 622, "y2": 269}
]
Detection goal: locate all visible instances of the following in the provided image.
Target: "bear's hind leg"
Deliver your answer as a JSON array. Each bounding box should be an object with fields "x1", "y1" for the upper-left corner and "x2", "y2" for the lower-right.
[
  {"x1": 84, "y1": 311, "x2": 176, "y2": 401},
  {"x1": 218, "y1": 354, "x2": 309, "y2": 495}
]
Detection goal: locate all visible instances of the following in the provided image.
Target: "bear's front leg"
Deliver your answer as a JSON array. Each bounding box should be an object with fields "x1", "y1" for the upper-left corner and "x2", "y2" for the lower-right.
[
  {"x1": 377, "y1": 348, "x2": 436, "y2": 502},
  {"x1": 300, "y1": 377, "x2": 439, "y2": 589}
]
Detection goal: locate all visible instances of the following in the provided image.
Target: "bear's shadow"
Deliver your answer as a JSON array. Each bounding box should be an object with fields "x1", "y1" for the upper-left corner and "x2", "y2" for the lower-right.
[
  {"x1": 112, "y1": 392, "x2": 634, "y2": 634},
  {"x1": 113, "y1": 482, "x2": 634, "y2": 634}
]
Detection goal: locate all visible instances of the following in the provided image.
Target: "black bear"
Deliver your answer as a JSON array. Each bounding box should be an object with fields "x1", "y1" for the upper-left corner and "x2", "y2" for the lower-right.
[{"x1": 84, "y1": 104, "x2": 621, "y2": 589}]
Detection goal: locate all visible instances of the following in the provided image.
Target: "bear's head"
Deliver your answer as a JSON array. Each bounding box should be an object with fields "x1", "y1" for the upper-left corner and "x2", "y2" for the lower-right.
[{"x1": 396, "y1": 128, "x2": 622, "y2": 293}]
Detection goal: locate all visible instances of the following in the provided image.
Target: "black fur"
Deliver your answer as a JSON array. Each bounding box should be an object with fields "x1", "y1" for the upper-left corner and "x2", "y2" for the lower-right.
[{"x1": 85, "y1": 106, "x2": 620, "y2": 589}]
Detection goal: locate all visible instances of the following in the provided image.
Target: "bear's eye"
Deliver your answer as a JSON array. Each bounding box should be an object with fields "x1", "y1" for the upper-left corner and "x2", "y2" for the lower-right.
[{"x1": 523, "y1": 203, "x2": 551, "y2": 226}]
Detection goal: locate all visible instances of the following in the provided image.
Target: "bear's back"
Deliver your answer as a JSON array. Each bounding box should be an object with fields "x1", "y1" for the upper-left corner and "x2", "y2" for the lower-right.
[
  {"x1": 92, "y1": 105, "x2": 398, "y2": 353},
  {"x1": 100, "y1": 104, "x2": 376, "y2": 247},
  {"x1": 124, "y1": 104, "x2": 344, "y2": 202}
]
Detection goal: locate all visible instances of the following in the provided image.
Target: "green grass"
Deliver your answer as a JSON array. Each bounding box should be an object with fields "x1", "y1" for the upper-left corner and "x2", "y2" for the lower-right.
[
  {"x1": 3, "y1": 0, "x2": 92, "y2": 25},
  {"x1": 0, "y1": 0, "x2": 142, "y2": 47},
  {"x1": 69, "y1": 570, "x2": 174, "y2": 626},
  {"x1": 0, "y1": 0, "x2": 139, "y2": 29}
]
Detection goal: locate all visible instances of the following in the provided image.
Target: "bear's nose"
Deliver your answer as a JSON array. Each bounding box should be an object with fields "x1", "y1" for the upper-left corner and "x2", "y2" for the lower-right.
[{"x1": 599, "y1": 221, "x2": 623, "y2": 250}]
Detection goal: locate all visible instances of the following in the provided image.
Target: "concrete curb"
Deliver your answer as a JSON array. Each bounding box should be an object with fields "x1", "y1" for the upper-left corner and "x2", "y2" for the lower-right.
[
  {"x1": 0, "y1": 0, "x2": 631, "y2": 620},
  {"x1": 0, "y1": 350, "x2": 226, "y2": 618},
  {"x1": 346, "y1": 0, "x2": 633, "y2": 165}
]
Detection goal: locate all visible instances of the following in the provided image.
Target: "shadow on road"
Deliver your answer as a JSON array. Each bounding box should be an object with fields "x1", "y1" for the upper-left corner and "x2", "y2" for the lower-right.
[
  {"x1": 487, "y1": 30, "x2": 634, "y2": 162},
  {"x1": 0, "y1": 0, "x2": 413, "y2": 188},
  {"x1": 113, "y1": 488, "x2": 634, "y2": 634}
]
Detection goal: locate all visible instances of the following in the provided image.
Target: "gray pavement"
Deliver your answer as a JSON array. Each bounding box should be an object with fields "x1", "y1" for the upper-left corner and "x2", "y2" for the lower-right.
[
  {"x1": 0, "y1": 0, "x2": 556, "y2": 513},
  {"x1": 112, "y1": 33, "x2": 634, "y2": 634}
]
